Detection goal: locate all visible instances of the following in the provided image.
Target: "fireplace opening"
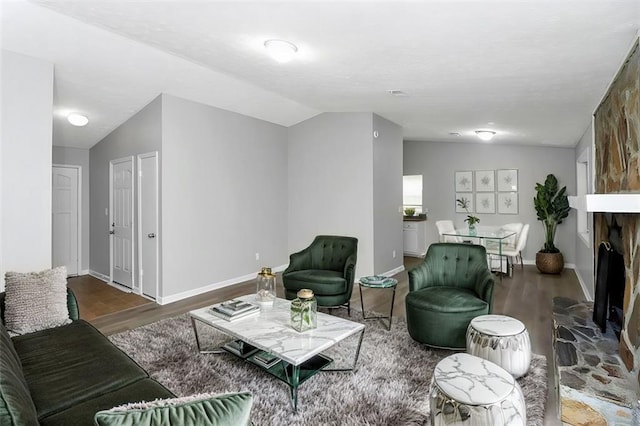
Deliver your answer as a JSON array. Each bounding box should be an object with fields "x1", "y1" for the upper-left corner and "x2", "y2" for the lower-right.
[{"x1": 593, "y1": 217, "x2": 626, "y2": 339}]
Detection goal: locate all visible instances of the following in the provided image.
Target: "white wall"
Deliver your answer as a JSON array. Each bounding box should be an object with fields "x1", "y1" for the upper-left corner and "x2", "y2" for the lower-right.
[
  {"x1": 372, "y1": 114, "x2": 404, "y2": 274},
  {"x1": 403, "y1": 141, "x2": 577, "y2": 265},
  {"x1": 52, "y1": 146, "x2": 91, "y2": 273},
  {"x1": 1, "y1": 50, "x2": 53, "y2": 290},
  {"x1": 288, "y1": 113, "x2": 375, "y2": 278},
  {"x1": 161, "y1": 94, "x2": 288, "y2": 301}
]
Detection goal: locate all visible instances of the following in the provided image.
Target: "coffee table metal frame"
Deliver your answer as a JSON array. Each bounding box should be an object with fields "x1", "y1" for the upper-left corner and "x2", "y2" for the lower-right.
[
  {"x1": 358, "y1": 277, "x2": 398, "y2": 331},
  {"x1": 189, "y1": 295, "x2": 365, "y2": 411}
]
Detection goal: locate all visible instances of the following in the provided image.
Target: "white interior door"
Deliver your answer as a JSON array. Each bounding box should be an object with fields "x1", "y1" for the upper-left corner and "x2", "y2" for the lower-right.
[
  {"x1": 52, "y1": 166, "x2": 79, "y2": 275},
  {"x1": 138, "y1": 152, "x2": 159, "y2": 299},
  {"x1": 110, "y1": 157, "x2": 134, "y2": 288}
]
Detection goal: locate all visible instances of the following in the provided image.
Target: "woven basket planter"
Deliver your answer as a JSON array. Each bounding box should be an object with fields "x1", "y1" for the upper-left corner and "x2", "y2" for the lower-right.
[{"x1": 535, "y1": 251, "x2": 564, "y2": 274}]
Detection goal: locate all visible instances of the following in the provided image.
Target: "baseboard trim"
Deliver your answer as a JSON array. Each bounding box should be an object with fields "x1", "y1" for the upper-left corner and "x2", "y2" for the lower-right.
[
  {"x1": 382, "y1": 264, "x2": 405, "y2": 278},
  {"x1": 157, "y1": 264, "x2": 288, "y2": 305},
  {"x1": 521, "y1": 259, "x2": 576, "y2": 270},
  {"x1": 89, "y1": 270, "x2": 109, "y2": 283},
  {"x1": 573, "y1": 268, "x2": 593, "y2": 301}
]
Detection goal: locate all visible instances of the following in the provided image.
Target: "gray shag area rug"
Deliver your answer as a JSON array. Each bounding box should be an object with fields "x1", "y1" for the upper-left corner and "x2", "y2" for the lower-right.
[{"x1": 109, "y1": 310, "x2": 547, "y2": 425}]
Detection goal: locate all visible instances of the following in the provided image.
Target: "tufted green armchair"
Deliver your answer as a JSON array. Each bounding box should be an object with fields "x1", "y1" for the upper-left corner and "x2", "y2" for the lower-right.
[
  {"x1": 283, "y1": 235, "x2": 358, "y2": 314},
  {"x1": 405, "y1": 243, "x2": 494, "y2": 349}
]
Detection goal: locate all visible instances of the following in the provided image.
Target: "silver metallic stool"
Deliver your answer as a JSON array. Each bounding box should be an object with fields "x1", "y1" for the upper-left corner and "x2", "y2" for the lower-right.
[
  {"x1": 466, "y1": 314, "x2": 532, "y2": 378},
  {"x1": 430, "y1": 353, "x2": 526, "y2": 426}
]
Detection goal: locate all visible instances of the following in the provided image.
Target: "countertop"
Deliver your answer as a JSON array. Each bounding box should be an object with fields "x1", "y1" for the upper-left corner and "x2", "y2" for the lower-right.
[{"x1": 403, "y1": 216, "x2": 427, "y2": 222}]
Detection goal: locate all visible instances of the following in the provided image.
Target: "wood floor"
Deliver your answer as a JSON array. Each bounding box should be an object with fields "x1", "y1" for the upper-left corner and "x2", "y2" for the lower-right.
[{"x1": 70, "y1": 259, "x2": 585, "y2": 426}]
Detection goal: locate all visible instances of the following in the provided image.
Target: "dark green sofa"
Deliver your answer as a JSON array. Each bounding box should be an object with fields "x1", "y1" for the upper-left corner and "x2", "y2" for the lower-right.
[
  {"x1": 405, "y1": 243, "x2": 494, "y2": 349},
  {"x1": 282, "y1": 235, "x2": 358, "y2": 313},
  {"x1": 0, "y1": 289, "x2": 252, "y2": 425}
]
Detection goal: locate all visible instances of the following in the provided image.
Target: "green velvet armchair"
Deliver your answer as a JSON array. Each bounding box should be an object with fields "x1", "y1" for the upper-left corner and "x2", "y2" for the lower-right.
[
  {"x1": 405, "y1": 243, "x2": 494, "y2": 349},
  {"x1": 283, "y1": 235, "x2": 358, "y2": 314}
]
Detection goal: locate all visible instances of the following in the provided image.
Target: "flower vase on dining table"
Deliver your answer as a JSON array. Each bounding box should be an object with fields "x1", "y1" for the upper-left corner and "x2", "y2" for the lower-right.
[{"x1": 469, "y1": 224, "x2": 477, "y2": 236}]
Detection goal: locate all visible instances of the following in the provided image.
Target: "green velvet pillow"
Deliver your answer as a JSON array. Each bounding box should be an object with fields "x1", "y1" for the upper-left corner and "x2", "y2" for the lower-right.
[{"x1": 93, "y1": 392, "x2": 253, "y2": 426}]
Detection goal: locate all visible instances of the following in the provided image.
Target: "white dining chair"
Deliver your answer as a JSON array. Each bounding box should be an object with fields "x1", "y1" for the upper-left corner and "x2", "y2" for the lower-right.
[
  {"x1": 435, "y1": 220, "x2": 460, "y2": 243},
  {"x1": 503, "y1": 224, "x2": 529, "y2": 270},
  {"x1": 501, "y1": 222, "x2": 523, "y2": 249}
]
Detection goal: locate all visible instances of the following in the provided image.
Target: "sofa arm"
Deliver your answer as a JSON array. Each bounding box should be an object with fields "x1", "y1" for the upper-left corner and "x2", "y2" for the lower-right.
[
  {"x1": 67, "y1": 288, "x2": 80, "y2": 321},
  {"x1": 284, "y1": 247, "x2": 312, "y2": 274},
  {"x1": 473, "y1": 269, "x2": 495, "y2": 313},
  {"x1": 343, "y1": 253, "x2": 357, "y2": 286},
  {"x1": 407, "y1": 261, "x2": 434, "y2": 292}
]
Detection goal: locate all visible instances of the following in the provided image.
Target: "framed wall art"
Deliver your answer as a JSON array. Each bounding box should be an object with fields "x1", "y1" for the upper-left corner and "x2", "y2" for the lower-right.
[
  {"x1": 497, "y1": 169, "x2": 518, "y2": 192},
  {"x1": 474, "y1": 170, "x2": 495, "y2": 192},
  {"x1": 475, "y1": 193, "x2": 495, "y2": 214},
  {"x1": 455, "y1": 193, "x2": 474, "y2": 213},
  {"x1": 498, "y1": 192, "x2": 518, "y2": 214},
  {"x1": 455, "y1": 171, "x2": 473, "y2": 192}
]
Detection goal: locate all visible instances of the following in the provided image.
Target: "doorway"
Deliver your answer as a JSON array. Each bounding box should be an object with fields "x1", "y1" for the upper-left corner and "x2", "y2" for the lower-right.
[
  {"x1": 137, "y1": 152, "x2": 159, "y2": 299},
  {"x1": 52, "y1": 165, "x2": 81, "y2": 275},
  {"x1": 110, "y1": 156, "x2": 134, "y2": 288}
]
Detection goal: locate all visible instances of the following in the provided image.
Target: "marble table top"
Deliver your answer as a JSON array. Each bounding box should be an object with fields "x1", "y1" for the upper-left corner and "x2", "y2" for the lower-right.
[
  {"x1": 470, "y1": 314, "x2": 525, "y2": 336},
  {"x1": 190, "y1": 295, "x2": 364, "y2": 366},
  {"x1": 434, "y1": 353, "x2": 516, "y2": 405}
]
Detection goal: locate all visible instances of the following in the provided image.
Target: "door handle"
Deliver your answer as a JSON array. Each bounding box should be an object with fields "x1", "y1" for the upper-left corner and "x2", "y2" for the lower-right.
[
  {"x1": 148, "y1": 233, "x2": 156, "y2": 238},
  {"x1": 109, "y1": 230, "x2": 115, "y2": 235}
]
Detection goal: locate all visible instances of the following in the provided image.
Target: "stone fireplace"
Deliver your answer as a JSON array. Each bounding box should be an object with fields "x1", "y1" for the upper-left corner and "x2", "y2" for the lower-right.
[{"x1": 593, "y1": 36, "x2": 640, "y2": 377}]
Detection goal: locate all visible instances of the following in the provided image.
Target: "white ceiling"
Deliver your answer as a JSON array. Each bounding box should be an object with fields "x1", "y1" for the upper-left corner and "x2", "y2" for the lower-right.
[{"x1": 2, "y1": 0, "x2": 639, "y2": 149}]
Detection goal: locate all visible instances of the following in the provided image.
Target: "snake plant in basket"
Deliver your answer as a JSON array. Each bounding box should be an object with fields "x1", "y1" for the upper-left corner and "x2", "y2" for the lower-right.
[{"x1": 533, "y1": 174, "x2": 570, "y2": 274}]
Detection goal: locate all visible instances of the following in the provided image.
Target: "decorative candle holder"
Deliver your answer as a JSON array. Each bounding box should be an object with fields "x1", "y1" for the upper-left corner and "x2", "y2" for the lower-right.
[
  {"x1": 256, "y1": 266, "x2": 276, "y2": 306},
  {"x1": 290, "y1": 289, "x2": 317, "y2": 332}
]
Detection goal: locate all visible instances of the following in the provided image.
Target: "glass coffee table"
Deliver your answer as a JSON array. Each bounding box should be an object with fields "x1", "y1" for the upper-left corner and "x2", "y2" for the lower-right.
[
  {"x1": 189, "y1": 295, "x2": 365, "y2": 411},
  {"x1": 359, "y1": 276, "x2": 398, "y2": 331}
]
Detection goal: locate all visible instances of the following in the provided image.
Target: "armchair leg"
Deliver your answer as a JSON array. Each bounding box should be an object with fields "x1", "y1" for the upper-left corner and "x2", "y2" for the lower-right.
[{"x1": 347, "y1": 301, "x2": 351, "y2": 316}]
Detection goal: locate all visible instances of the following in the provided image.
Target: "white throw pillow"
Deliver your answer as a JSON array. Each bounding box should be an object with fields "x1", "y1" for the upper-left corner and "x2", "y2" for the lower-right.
[{"x1": 4, "y1": 266, "x2": 71, "y2": 336}]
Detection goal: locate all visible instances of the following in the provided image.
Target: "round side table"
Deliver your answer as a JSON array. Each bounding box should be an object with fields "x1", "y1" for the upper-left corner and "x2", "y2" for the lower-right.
[
  {"x1": 466, "y1": 314, "x2": 532, "y2": 378},
  {"x1": 359, "y1": 276, "x2": 397, "y2": 331},
  {"x1": 430, "y1": 353, "x2": 526, "y2": 426}
]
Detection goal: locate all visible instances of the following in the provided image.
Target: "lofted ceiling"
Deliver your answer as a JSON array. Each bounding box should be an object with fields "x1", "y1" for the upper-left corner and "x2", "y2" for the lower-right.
[{"x1": 2, "y1": 0, "x2": 639, "y2": 149}]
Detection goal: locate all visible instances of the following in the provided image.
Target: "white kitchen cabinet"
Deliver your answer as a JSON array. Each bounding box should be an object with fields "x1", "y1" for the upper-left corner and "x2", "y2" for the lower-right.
[{"x1": 403, "y1": 220, "x2": 428, "y2": 257}]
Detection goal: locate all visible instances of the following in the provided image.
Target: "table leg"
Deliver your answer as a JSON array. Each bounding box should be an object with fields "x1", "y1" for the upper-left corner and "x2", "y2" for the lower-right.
[
  {"x1": 387, "y1": 286, "x2": 396, "y2": 331},
  {"x1": 283, "y1": 363, "x2": 301, "y2": 412},
  {"x1": 359, "y1": 283, "x2": 366, "y2": 317},
  {"x1": 360, "y1": 285, "x2": 396, "y2": 331},
  {"x1": 323, "y1": 328, "x2": 365, "y2": 372},
  {"x1": 190, "y1": 317, "x2": 227, "y2": 355}
]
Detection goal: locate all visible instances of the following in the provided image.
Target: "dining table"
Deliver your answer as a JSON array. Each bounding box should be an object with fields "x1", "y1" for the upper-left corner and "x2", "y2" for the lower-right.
[{"x1": 441, "y1": 226, "x2": 517, "y2": 276}]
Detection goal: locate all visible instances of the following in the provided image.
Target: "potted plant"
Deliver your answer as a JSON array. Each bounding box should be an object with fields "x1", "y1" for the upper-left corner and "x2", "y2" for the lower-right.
[
  {"x1": 456, "y1": 197, "x2": 480, "y2": 235},
  {"x1": 404, "y1": 207, "x2": 416, "y2": 217},
  {"x1": 533, "y1": 174, "x2": 570, "y2": 274}
]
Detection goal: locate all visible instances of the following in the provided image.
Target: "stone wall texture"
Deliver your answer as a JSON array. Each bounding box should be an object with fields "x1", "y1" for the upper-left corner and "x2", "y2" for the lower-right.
[{"x1": 594, "y1": 38, "x2": 640, "y2": 373}]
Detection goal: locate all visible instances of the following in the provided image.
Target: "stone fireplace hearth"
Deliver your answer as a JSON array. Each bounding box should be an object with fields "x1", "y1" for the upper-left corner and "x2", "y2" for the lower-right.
[{"x1": 553, "y1": 297, "x2": 637, "y2": 424}]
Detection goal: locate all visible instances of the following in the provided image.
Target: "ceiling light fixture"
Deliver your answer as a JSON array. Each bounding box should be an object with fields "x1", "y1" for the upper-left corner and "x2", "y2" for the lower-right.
[
  {"x1": 67, "y1": 113, "x2": 89, "y2": 127},
  {"x1": 264, "y1": 39, "x2": 298, "y2": 63},
  {"x1": 387, "y1": 90, "x2": 409, "y2": 97},
  {"x1": 475, "y1": 130, "x2": 496, "y2": 141}
]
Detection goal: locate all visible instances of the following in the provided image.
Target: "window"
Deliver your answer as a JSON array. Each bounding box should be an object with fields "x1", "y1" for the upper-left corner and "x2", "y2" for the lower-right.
[
  {"x1": 576, "y1": 147, "x2": 591, "y2": 247},
  {"x1": 403, "y1": 175, "x2": 423, "y2": 213}
]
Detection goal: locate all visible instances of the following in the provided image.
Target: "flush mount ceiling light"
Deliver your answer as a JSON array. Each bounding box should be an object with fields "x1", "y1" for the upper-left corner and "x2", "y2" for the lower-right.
[
  {"x1": 387, "y1": 90, "x2": 409, "y2": 97},
  {"x1": 67, "y1": 113, "x2": 89, "y2": 127},
  {"x1": 264, "y1": 39, "x2": 298, "y2": 63},
  {"x1": 475, "y1": 130, "x2": 496, "y2": 141}
]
